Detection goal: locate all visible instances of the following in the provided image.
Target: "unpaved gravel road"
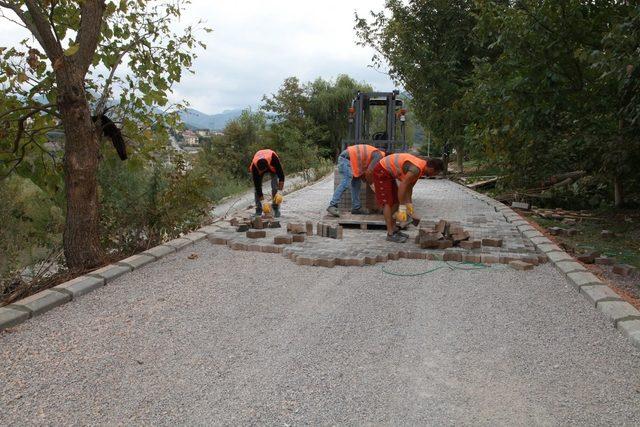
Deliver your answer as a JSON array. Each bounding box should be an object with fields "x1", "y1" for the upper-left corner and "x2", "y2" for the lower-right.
[{"x1": 2, "y1": 177, "x2": 640, "y2": 425}]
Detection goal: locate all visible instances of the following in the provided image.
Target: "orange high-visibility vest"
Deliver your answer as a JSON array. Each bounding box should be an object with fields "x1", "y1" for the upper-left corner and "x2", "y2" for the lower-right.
[
  {"x1": 250, "y1": 149, "x2": 277, "y2": 173},
  {"x1": 381, "y1": 153, "x2": 427, "y2": 181},
  {"x1": 346, "y1": 144, "x2": 384, "y2": 178}
]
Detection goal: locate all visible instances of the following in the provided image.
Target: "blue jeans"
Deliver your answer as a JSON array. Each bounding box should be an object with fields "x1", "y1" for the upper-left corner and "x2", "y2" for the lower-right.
[{"x1": 329, "y1": 156, "x2": 361, "y2": 210}]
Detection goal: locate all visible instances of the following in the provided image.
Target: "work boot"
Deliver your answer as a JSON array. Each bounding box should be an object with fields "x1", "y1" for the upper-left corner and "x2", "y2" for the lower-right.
[
  {"x1": 394, "y1": 229, "x2": 409, "y2": 239},
  {"x1": 327, "y1": 206, "x2": 340, "y2": 217},
  {"x1": 272, "y1": 204, "x2": 281, "y2": 218},
  {"x1": 350, "y1": 207, "x2": 369, "y2": 215},
  {"x1": 386, "y1": 232, "x2": 407, "y2": 243}
]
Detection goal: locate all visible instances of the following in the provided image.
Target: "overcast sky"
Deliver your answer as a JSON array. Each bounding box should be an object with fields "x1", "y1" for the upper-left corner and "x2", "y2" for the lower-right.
[{"x1": 0, "y1": 1, "x2": 395, "y2": 114}]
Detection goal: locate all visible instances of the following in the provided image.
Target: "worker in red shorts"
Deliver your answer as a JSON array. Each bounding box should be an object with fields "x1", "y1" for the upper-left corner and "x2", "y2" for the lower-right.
[{"x1": 373, "y1": 153, "x2": 443, "y2": 242}]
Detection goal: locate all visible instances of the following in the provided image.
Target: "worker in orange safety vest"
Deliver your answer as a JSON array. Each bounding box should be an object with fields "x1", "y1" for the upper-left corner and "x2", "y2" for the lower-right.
[{"x1": 250, "y1": 149, "x2": 285, "y2": 217}]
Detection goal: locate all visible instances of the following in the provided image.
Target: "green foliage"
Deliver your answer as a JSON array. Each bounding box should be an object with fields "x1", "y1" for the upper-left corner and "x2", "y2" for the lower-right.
[
  {"x1": 98, "y1": 148, "x2": 213, "y2": 254},
  {"x1": 358, "y1": 0, "x2": 640, "y2": 205}
]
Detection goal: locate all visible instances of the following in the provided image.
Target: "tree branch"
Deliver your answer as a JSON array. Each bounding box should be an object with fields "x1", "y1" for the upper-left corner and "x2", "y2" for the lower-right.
[
  {"x1": 74, "y1": 0, "x2": 106, "y2": 74},
  {"x1": 22, "y1": 0, "x2": 63, "y2": 60},
  {"x1": 95, "y1": 50, "x2": 126, "y2": 115}
]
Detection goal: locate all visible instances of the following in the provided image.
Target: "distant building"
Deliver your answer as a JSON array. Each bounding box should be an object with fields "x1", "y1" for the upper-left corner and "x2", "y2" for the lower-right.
[
  {"x1": 196, "y1": 129, "x2": 210, "y2": 137},
  {"x1": 182, "y1": 130, "x2": 199, "y2": 146}
]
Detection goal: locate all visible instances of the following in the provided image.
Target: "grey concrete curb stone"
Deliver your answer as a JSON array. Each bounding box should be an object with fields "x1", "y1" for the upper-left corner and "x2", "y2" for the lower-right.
[
  {"x1": 567, "y1": 271, "x2": 603, "y2": 290},
  {"x1": 54, "y1": 275, "x2": 105, "y2": 299},
  {"x1": 596, "y1": 301, "x2": 640, "y2": 326},
  {"x1": 143, "y1": 245, "x2": 176, "y2": 260},
  {"x1": 546, "y1": 251, "x2": 574, "y2": 263},
  {"x1": 536, "y1": 243, "x2": 563, "y2": 253},
  {"x1": 9, "y1": 289, "x2": 71, "y2": 317},
  {"x1": 0, "y1": 306, "x2": 30, "y2": 330},
  {"x1": 182, "y1": 231, "x2": 207, "y2": 243},
  {"x1": 556, "y1": 260, "x2": 587, "y2": 275},
  {"x1": 579, "y1": 285, "x2": 623, "y2": 306},
  {"x1": 87, "y1": 264, "x2": 131, "y2": 282},
  {"x1": 617, "y1": 320, "x2": 640, "y2": 350},
  {"x1": 164, "y1": 238, "x2": 193, "y2": 249},
  {"x1": 116, "y1": 254, "x2": 156, "y2": 270}
]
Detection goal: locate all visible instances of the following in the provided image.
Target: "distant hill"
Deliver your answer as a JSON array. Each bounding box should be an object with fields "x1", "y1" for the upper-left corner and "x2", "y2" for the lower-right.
[{"x1": 178, "y1": 108, "x2": 244, "y2": 131}]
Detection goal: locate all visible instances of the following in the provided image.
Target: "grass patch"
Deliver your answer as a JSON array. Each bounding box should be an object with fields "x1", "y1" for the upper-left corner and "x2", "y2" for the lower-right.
[{"x1": 529, "y1": 209, "x2": 640, "y2": 268}]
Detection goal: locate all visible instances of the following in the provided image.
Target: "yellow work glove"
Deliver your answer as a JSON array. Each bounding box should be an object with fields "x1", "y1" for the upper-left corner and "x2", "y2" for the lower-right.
[
  {"x1": 262, "y1": 201, "x2": 272, "y2": 214},
  {"x1": 406, "y1": 203, "x2": 414, "y2": 216},
  {"x1": 396, "y1": 205, "x2": 408, "y2": 222},
  {"x1": 273, "y1": 193, "x2": 283, "y2": 205}
]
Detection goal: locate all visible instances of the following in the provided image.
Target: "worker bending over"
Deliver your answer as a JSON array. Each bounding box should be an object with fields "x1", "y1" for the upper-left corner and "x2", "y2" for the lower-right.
[
  {"x1": 250, "y1": 149, "x2": 285, "y2": 217},
  {"x1": 327, "y1": 144, "x2": 385, "y2": 217},
  {"x1": 373, "y1": 153, "x2": 443, "y2": 243}
]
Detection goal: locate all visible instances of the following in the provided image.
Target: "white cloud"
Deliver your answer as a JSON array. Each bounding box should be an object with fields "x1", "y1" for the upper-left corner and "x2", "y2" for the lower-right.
[{"x1": 0, "y1": 0, "x2": 395, "y2": 113}]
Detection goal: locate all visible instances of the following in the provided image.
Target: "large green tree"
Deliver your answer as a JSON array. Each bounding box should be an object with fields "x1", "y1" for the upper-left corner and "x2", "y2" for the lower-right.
[
  {"x1": 0, "y1": 0, "x2": 207, "y2": 269},
  {"x1": 355, "y1": 0, "x2": 478, "y2": 170}
]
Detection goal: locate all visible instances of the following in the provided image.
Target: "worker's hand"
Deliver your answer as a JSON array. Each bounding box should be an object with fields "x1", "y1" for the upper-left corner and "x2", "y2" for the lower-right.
[
  {"x1": 406, "y1": 203, "x2": 414, "y2": 216},
  {"x1": 396, "y1": 205, "x2": 408, "y2": 222},
  {"x1": 262, "y1": 201, "x2": 272, "y2": 214},
  {"x1": 278, "y1": 180, "x2": 284, "y2": 191},
  {"x1": 273, "y1": 193, "x2": 283, "y2": 205}
]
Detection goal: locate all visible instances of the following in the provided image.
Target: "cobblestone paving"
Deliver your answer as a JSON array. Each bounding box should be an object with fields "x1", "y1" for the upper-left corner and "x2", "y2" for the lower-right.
[{"x1": 210, "y1": 176, "x2": 544, "y2": 267}]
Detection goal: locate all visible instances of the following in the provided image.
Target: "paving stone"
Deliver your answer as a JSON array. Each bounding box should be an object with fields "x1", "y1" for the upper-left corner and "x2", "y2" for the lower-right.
[
  {"x1": 437, "y1": 240, "x2": 453, "y2": 249},
  {"x1": 509, "y1": 260, "x2": 533, "y2": 271},
  {"x1": 546, "y1": 251, "x2": 574, "y2": 263},
  {"x1": 343, "y1": 258, "x2": 365, "y2": 267},
  {"x1": 0, "y1": 306, "x2": 30, "y2": 330},
  {"x1": 88, "y1": 264, "x2": 131, "y2": 282},
  {"x1": 363, "y1": 256, "x2": 377, "y2": 265},
  {"x1": 613, "y1": 264, "x2": 637, "y2": 277},
  {"x1": 555, "y1": 260, "x2": 586, "y2": 275},
  {"x1": 336, "y1": 226, "x2": 343, "y2": 239},
  {"x1": 596, "y1": 300, "x2": 640, "y2": 326},
  {"x1": 443, "y1": 249, "x2": 462, "y2": 262},
  {"x1": 500, "y1": 254, "x2": 519, "y2": 264},
  {"x1": 274, "y1": 235, "x2": 293, "y2": 245},
  {"x1": 208, "y1": 236, "x2": 230, "y2": 245},
  {"x1": 566, "y1": 271, "x2": 603, "y2": 290},
  {"x1": 459, "y1": 240, "x2": 481, "y2": 250},
  {"x1": 251, "y1": 217, "x2": 264, "y2": 229},
  {"x1": 292, "y1": 234, "x2": 305, "y2": 243},
  {"x1": 229, "y1": 241, "x2": 249, "y2": 251},
  {"x1": 182, "y1": 231, "x2": 208, "y2": 243},
  {"x1": 594, "y1": 256, "x2": 614, "y2": 265},
  {"x1": 482, "y1": 238, "x2": 503, "y2": 247},
  {"x1": 403, "y1": 250, "x2": 426, "y2": 260},
  {"x1": 520, "y1": 255, "x2": 540, "y2": 266},
  {"x1": 164, "y1": 238, "x2": 193, "y2": 250},
  {"x1": 54, "y1": 275, "x2": 105, "y2": 298},
  {"x1": 287, "y1": 223, "x2": 306, "y2": 234},
  {"x1": 579, "y1": 285, "x2": 622, "y2": 306},
  {"x1": 248, "y1": 243, "x2": 263, "y2": 252},
  {"x1": 617, "y1": 320, "x2": 640, "y2": 350},
  {"x1": 305, "y1": 221, "x2": 314, "y2": 236},
  {"x1": 10, "y1": 289, "x2": 71, "y2": 317},
  {"x1": 463, "y1": 253, "x2": 482, "y2": 263},
  {"x1": 387, "y1": 252, "x2": 400, "y2": 261},
  {"x1": 246, "y1": 230, "x2": 267, "y2": 239},
  {"x1": 236, "y1": 224, "x2": 250, "y2": 232},
  {"x1": 143, "y1": 245, "x2": 176, "y2": 259},
  {"x1": 317, "y1": 258, "x2": 336, "y2": 268},
  {"x1": 261, "y1": 244, "x2": 283, "y2": 254},
  {"x1": 116, "y1": 254, "x2": 156, "y2": 270},
  {"x1": 267, "y1": 221, "x2": 281, "y2": 228},
  {"x1": 576, "y1": 253, "x2": 596, "y2": 264},
  {"x1": 295, "y1": 256, "x2": 315, "y2": 266},
  {"x1": 376, "y1": 254, "x2": 389, "y2": 262},
  {"x1": 481, "y1": 254, "x2": 500, "y2": 264}
]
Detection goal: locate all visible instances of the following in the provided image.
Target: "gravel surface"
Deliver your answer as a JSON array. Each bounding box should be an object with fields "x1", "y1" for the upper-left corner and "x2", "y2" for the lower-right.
[{"x1": 2, "y1": 177, "x2": 640, "y2": 425}]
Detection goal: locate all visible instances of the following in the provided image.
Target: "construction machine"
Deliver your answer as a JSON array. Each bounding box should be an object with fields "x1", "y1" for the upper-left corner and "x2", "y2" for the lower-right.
[{"x1": 335, "y1": 90, "x2": 409, "y2": 213}]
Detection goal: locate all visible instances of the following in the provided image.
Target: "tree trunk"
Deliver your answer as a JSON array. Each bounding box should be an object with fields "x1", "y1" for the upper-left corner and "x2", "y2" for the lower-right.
[
  {"x1": 456, "y1": 147, "x2": 464, "y2": 173},
  {"x1": 614, "y1": 176, "x2": 624, "y2": 208},
  {"x1": 57, "y1": 70, "x2": 103, "y2": 270}
]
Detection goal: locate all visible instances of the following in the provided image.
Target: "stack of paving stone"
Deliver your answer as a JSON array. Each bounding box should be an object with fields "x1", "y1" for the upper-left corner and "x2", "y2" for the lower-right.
[
  {"x1": 334, "y1": 167, "x2": 378, "y2": 212},
  {"x1": 417, "y1": 219, "x2": 474, "y2": 249},
  {"x1": 316, "y1": 222, "x2": 343, "y2": 239},
  {"x1": 230, "y1": 216, "x2": 280, "y2": 232}
]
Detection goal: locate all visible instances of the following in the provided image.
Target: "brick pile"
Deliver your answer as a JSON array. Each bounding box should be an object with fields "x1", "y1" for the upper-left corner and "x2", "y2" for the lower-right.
[
  {"x1": 316, "y1": 222, "x2": 343, "y2": 239},
  {"x1": 417, "y1": 219, "x2": 474, "y2": 249}
]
